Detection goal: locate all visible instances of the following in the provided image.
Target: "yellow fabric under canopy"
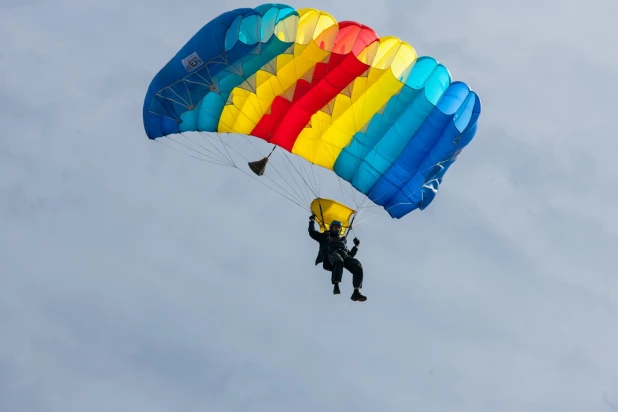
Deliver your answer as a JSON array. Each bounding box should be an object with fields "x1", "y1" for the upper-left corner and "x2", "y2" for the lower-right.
[{"x1": 310, "y1": 198, "x2": 356, "y2": 235}]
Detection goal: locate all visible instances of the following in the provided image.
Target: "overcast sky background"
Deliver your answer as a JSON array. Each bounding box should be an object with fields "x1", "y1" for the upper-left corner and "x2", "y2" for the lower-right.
[{"x1": 2, "y1": 0, "x2": 617, "y2": 411}]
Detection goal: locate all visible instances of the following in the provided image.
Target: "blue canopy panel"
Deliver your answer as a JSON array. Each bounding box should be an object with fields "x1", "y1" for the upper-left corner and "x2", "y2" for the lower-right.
[
  {"x1": 142, "y1": 4, "x2": 298, "y2": 139},
  {"x1": 368, "y1": 82, "x2": 482, "y2": 218},
  {"x1": 331, "y1": 52, "x2": 481, "y2": 219}
]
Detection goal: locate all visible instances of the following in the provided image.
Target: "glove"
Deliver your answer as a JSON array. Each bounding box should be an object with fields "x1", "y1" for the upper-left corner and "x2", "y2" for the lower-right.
[{"x1": 353, "y1": 237, "x2": 360, "y2": 246}]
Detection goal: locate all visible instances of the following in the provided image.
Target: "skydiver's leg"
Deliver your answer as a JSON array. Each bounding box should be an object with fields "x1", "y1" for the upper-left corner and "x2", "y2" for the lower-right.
[
  {"x1": 344, "y1": 257, "x2": 363, "y2": 289},
  {"x1": 344, "y1": 257, "x2": 366, "y2": 302},
  {"x1": 328, "y1": 251, "x2": 344, "y2": 294}
]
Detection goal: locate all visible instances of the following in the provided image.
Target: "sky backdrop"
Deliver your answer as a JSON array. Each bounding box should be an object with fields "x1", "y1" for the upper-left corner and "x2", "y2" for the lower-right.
[{"x1": 1, "y1": 0, "x2": 617, "y2": 411}]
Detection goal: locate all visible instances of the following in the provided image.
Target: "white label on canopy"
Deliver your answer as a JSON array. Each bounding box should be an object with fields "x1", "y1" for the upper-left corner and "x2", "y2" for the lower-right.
[{"x1": 182, "y1": 52, "x2": 204, "y2": 72}]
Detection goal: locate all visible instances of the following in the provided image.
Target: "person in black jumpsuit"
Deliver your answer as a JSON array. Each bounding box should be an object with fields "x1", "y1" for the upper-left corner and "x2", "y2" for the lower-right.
[{"x1": 308, "y1": 214, "x2": 367, "y2": 302}]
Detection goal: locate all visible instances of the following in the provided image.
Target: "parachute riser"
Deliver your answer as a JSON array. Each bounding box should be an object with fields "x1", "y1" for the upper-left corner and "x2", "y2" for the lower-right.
[
  {"x1": 348, "y1": 214, "x2": 356, "y2": 234},
  {"x1": 318, "y1": 201, "x2": 326, "y2": 232}
]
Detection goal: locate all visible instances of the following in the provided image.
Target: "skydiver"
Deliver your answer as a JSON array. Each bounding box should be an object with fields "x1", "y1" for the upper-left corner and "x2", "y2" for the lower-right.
[{"x1": 308, "y1": 214, "x2": 367, "y2": 302}]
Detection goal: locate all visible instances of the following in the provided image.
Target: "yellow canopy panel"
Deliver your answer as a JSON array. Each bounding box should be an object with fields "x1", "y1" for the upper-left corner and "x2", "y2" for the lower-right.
[{"x1": 310, "y1": 198, "x2": 356, "y2": 235}]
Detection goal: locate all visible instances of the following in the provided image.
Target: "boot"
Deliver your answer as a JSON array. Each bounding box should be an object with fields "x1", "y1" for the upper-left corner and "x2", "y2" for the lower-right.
[{"x1": 351, "y1": 290, "x2": 367, "y2": 302}]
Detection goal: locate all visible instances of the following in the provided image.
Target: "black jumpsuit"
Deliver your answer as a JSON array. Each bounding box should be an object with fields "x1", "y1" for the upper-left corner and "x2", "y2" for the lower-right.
[{"x1": 308, "y1": 220, "x2": 363, "y2": 288}]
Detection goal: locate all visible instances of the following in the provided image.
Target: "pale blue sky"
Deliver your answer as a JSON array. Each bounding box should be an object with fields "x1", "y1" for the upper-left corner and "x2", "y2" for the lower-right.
[{"x1": 1, "y1": 0, "x2": 617, "y2": 411}]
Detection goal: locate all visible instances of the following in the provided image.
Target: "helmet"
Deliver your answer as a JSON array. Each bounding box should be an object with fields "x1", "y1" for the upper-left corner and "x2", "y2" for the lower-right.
[{"x1": 329, "y1": 220, "x2": 342, "y2": 236}]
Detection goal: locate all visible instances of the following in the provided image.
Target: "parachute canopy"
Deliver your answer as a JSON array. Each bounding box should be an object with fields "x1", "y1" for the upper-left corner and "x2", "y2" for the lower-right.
[{"x1": 143, "y1": 4, "x2": 481, "y2": 219}]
